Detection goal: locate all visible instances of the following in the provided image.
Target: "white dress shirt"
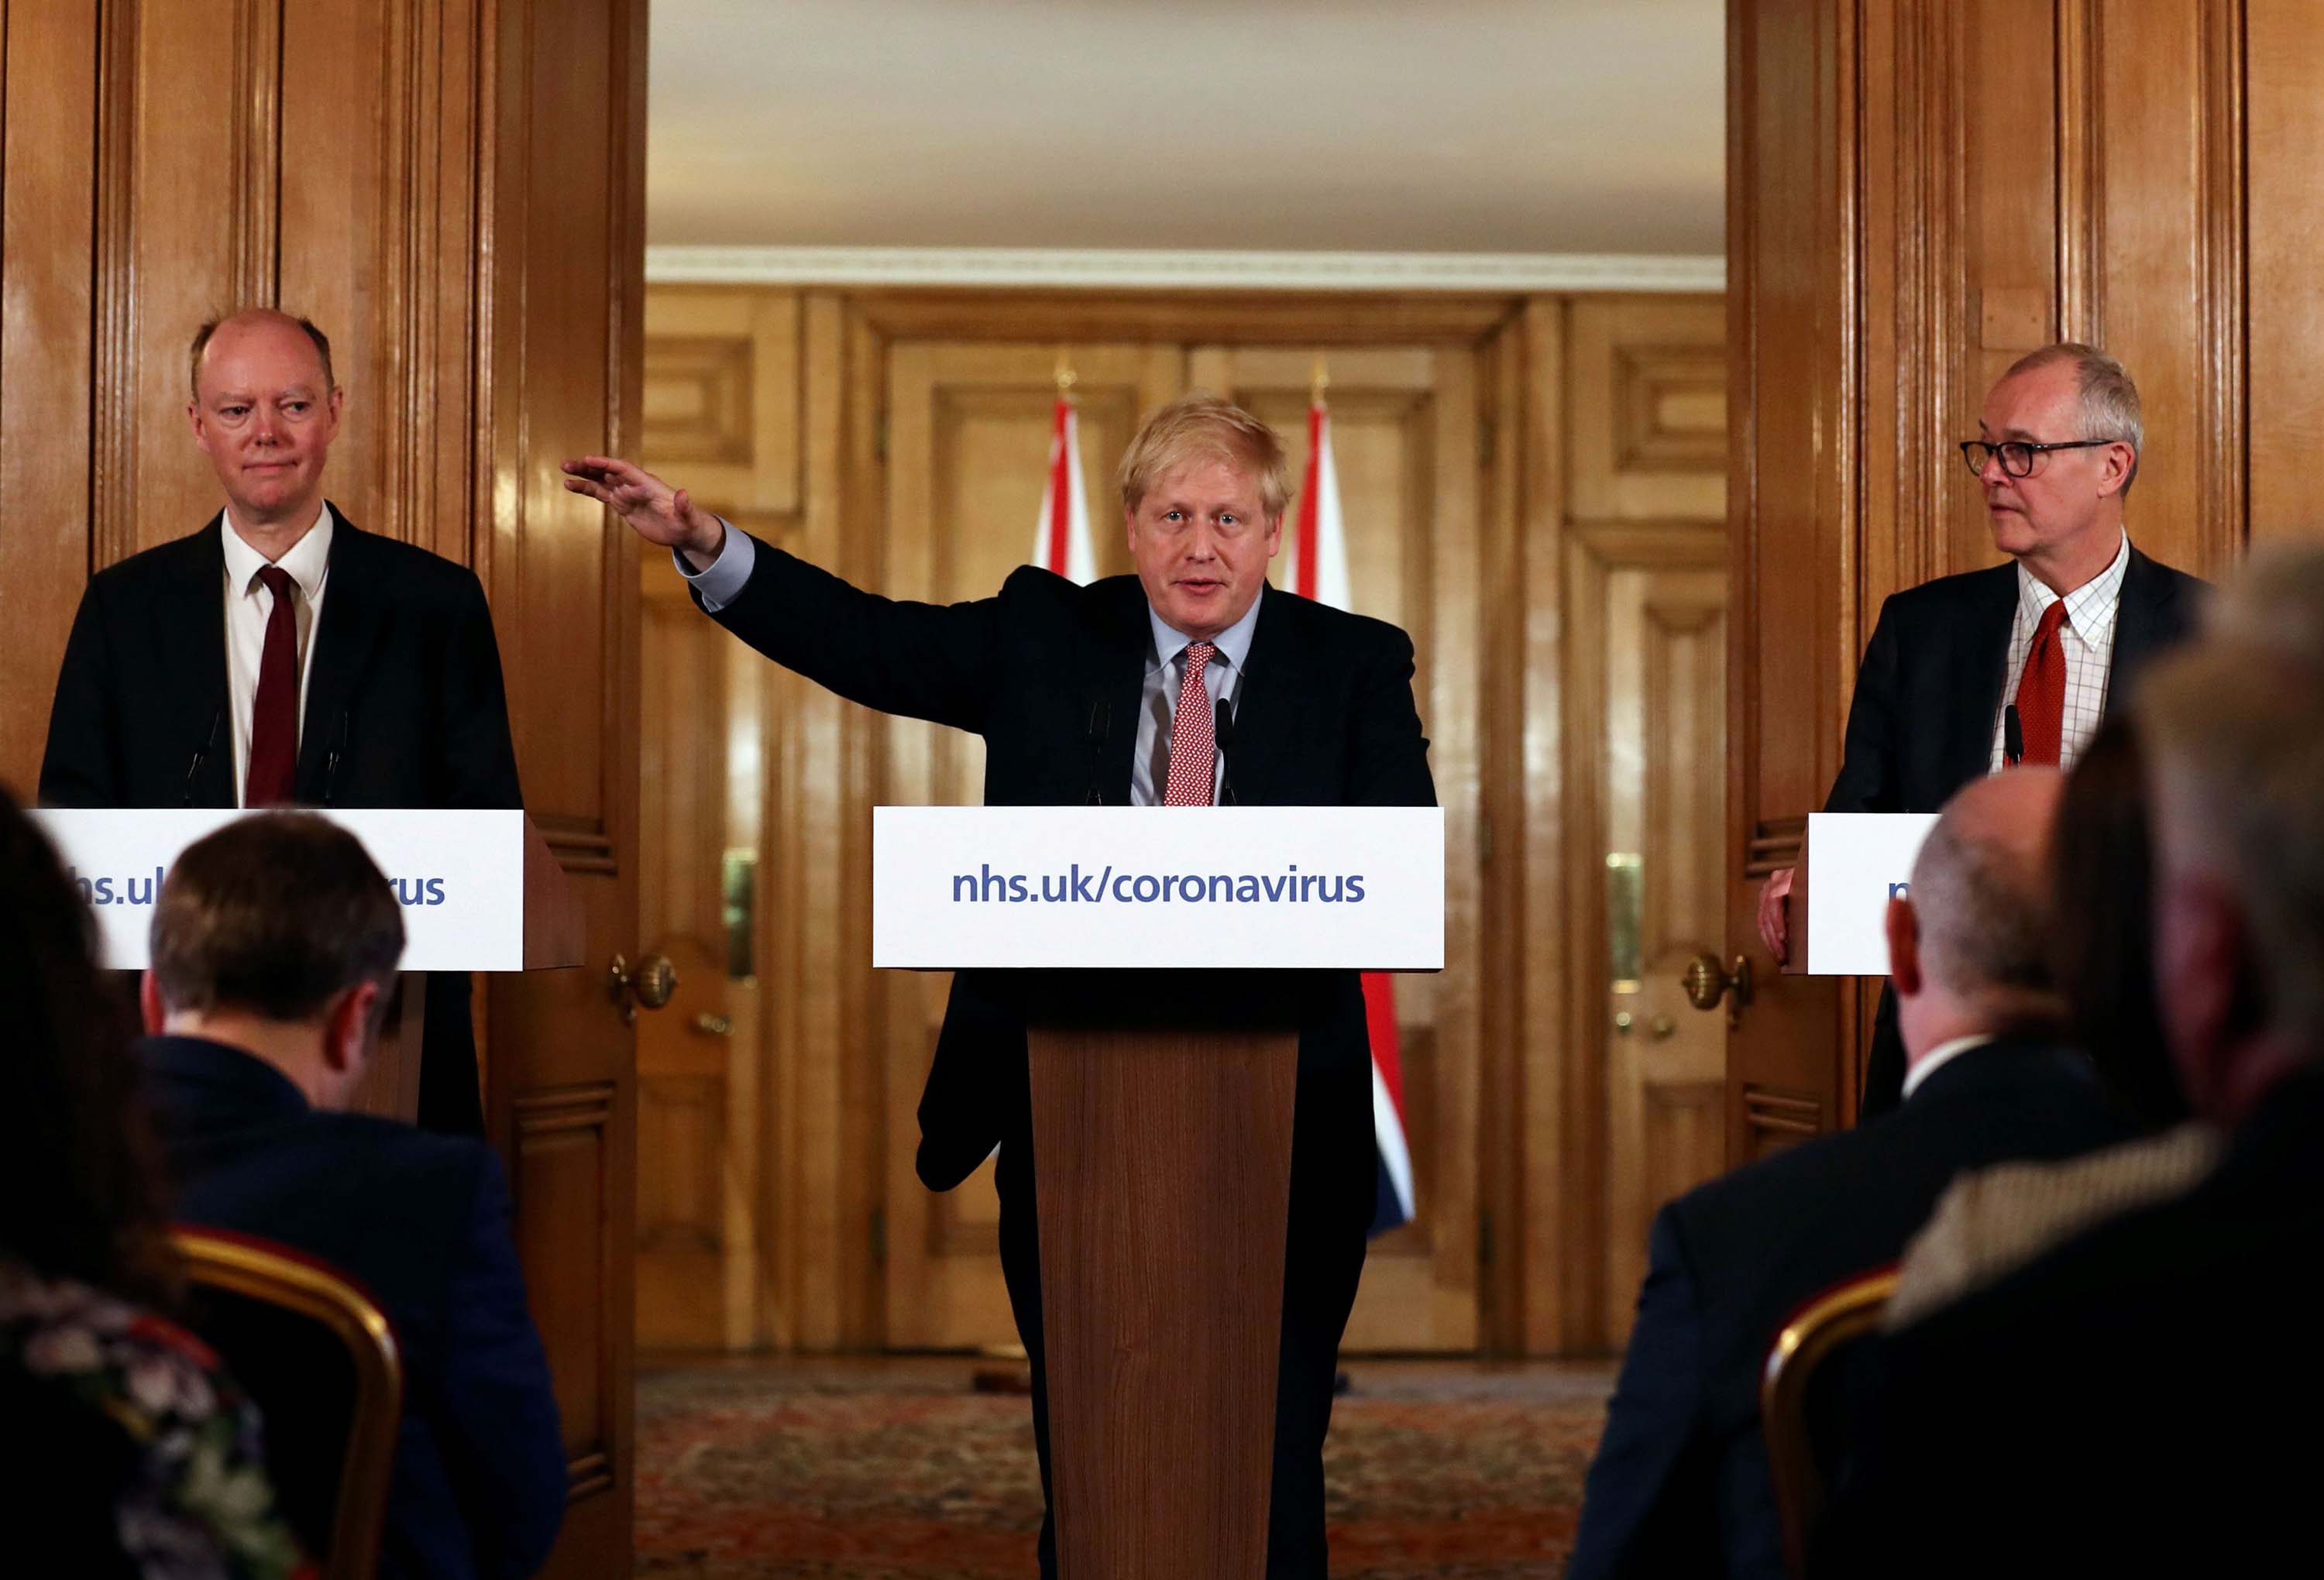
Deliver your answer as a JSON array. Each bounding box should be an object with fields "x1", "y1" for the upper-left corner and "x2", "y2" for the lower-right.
[
  {"x1": 1900, "y1": 1032, "x2": 1996, "y2": 1102},
  {"x1": 679, "y1": 525, "x2": 1262, "y2": 805},
  {"x1": 221, "y1": 504, "x2": 333, "y2": 807},
  {"x1": 1987, "y1": 531, "x2": 2130, "y2": 773}
]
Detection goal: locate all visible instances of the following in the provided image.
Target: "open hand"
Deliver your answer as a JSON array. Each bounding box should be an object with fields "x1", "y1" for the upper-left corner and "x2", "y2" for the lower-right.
[{"x1": 562, "y1": 455, "x2": 725, "y2": 565}]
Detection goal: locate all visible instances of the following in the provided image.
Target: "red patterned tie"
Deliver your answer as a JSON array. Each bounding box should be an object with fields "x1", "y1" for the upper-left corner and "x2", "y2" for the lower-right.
[
  {"x1": 246, "y1": 565, "x2": 301, "y2": 806},
  {"x1": 2013, "y1": 600, "x2": 2068, "y2": 768},
  {"x1": 1162, "y1": 641, "x2": 1218, "y2": 806}
]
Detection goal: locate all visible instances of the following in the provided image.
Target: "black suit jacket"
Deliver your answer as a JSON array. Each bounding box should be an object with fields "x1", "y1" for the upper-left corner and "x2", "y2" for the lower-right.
[
  {"x1": 697, "y1": 535, "x2": 1437, "y2": 1190},
  {"x1": 1568, "y1": 1039, "x2": 2133, "y2": 1580},
  {"x1": 139, "y1": 1035, "x2": 566, "y2": 1580},
  {"x1": 40, "y1": 510, "x2": 522, "y2": 1132},
  {"x1": 1815, "y1": 1064, "x2": 2324, "y2": 1577},
  {"x1": 1823, "y1": 544, "x2": 2202, "y2": 817},
  {"x1": 39, "y1": 509, "x2": 521, "y2": 811},
  {"x1": 1820, "y1": 545, "x2": 2202, "y2": 1116}
]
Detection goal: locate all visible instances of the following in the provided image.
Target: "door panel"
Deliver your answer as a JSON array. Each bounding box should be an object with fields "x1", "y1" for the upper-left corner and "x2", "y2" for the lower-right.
[
  {"x1": 1191, "y1": 343, "x2": 1482, "y2": 1354},
  {"x1": 882, "y1": 341, "x2": 1185, "y2": 1349}
]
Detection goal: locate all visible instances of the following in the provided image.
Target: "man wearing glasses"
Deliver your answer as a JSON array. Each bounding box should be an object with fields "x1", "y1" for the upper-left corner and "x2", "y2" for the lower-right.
[{"x1": 1756, "y1": 342, "x2": 2205, "y2": 1116}]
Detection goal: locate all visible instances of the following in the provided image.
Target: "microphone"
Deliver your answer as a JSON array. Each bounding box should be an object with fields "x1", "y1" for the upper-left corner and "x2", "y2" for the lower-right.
[
  {"x1": 1214, "y1": 695, "x2": 1237, "y2": 806},
  {"x1": 1084, "y1": 699, "x2": 1109, "y2": 805},
  {"x1": 182, "y1": 703, "x2": 223, "y2": 806},
  {"x1": 322, "y1": 709, "x2": 351, "y2": 806},
  {"x1": 2004, "y1": 704, "x2": 2024, "y2": 767}
]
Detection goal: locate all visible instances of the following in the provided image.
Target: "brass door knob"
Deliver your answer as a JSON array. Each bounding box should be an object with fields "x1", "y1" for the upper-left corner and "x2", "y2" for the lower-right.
[
  {"x1": 1683, "y1": 952, "x2": 1753, "y2": 1015},
  {"x1": 609, "y1": 952, "x2": 678, "y2": 1024}
]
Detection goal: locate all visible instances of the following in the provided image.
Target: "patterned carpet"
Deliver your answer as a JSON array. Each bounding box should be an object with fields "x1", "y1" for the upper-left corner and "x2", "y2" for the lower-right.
[{"x1": 637, "y1": 1356, "x2": 1614, "y2": 1579}]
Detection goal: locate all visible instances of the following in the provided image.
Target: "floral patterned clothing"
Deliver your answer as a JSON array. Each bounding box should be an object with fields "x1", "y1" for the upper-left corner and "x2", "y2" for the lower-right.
[{"x1": 0, "y1": 1259, "x2": 311, "y2": 1580}]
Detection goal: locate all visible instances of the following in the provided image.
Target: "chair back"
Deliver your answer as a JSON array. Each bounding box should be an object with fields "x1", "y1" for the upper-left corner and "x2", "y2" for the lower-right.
[
  {"x1": 170, "y1": 1228, "x2": 402, "y2": 1580},
  {"x1": 1761, "y1": 1266, "x2": 1898, "y2": 1576}
]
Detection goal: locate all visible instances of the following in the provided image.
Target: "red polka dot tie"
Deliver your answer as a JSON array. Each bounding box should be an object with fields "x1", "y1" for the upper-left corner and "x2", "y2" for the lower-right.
[
  {"x1": 1162, "y1": 641, "x2": 1217, "y2": 806},
  {"x1": 2014, "y1": 601, "x2": 2068, "y2": 767}
]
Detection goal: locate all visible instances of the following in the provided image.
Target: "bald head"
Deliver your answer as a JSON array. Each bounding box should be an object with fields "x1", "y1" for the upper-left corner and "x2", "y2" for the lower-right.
[
  {"x1": 1910, "y1": 768, "x2": 2066, "y2": 1003},
  {"x1": 190, "y1": 309, "x2": 335, "y2": 400}
]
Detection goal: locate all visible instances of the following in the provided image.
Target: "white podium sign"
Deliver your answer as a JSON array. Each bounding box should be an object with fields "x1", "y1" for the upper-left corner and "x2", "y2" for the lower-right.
[
  {"x1": 1800, "y1": 811, "x2": 1940, "y2": 977},
  {"x1": 32, "y1": 809, "x2": 528, "y2": 972},
  {"x1": 873, "y1": 805, "x2": 1444, "y2": 970}
]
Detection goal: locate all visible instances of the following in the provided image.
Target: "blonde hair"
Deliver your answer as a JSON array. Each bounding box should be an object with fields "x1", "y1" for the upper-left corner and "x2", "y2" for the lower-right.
[{"x1": 1116, "y1": 393, "x2": 1290, "y2": 520}]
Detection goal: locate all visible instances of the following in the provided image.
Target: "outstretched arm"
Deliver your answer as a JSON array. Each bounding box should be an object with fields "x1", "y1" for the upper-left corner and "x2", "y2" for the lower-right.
[{"x1": 562, "y1": 454, "x2": 726, "y2": 568}]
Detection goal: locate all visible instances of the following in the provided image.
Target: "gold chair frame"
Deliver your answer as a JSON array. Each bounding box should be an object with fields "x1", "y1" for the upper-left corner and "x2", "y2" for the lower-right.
[
  {"x1": 1761, "y1": 1266, "x2": 1898, "y2": 1577},
  {"x1": 170, "y1": 1228, "x2": 404, "y2": 1580}
]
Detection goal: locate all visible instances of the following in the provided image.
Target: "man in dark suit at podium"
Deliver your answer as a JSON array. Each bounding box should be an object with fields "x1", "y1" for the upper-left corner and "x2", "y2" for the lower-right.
[
  {"x1": 38, "y1": 308, "x2": 522, "y2": 1134},
  {"x1": 1755, "y1": 343, "x2": 2203, "y2": 1117},
  {"x1": 139, "y1": 812, "x2": 566, "y2": 1580},
  {"x1": 566, "y1": 393, "x2": 1435, "y2": 1578}
]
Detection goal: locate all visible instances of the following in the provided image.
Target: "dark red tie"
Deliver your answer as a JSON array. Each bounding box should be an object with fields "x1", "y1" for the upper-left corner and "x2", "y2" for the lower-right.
[
  {"x1": 246, "y1": 565, "x2": 301, "y2": 805},
  {"x1": 2013, "y1": 601, "x2": 2068, "y2": 768}
]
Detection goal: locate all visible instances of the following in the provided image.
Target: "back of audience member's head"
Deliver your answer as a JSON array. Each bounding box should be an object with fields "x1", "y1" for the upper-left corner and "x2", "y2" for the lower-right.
[
  {"x1": 0, "y1": 785, "x2": 169, "y2": 1300},
  {"x1": 2136, "y1": 545, "x2": 2324, "y2": 1123},
  {"x1": 2048, "y1": 719, "x2": 2190, "y2": 1128},
  {"x1": 1888, "y1": 769, "x2": 2065, "y2": 1051},
  {"x1": 146, "y1": 813, "x2": 404, "y2": 1112}
]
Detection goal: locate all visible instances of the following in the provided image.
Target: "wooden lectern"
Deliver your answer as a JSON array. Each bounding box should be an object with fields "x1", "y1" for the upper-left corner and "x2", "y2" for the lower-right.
[
  {"x1": 1026, "y1": 975, "x2": 1301, "y2": 1579},
  {"x1": 872, "y1": 804, "x2": 1445, "y2": 1579}
]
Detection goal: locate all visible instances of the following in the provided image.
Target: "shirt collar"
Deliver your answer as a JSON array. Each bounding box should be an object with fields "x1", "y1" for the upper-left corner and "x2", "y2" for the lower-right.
[
  {"x1": 1146, "y1": 586, "x2": 1264, "y2": 679},
  {"x1": 2015, "y1": 529, "x2": 2130, "y2": 651},
  {"x1": 222, "y1": 501, "x2": 335, "y2": 600},
  {"x1": 1901, "y1": 1032, "x2": 1998, "y2": 1101}
]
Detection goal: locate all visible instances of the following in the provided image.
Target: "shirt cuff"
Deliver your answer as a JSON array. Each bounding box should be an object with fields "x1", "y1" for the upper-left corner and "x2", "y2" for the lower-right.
[{"x1": 676, "y1": 520, "x2": 754, "y2": 612}]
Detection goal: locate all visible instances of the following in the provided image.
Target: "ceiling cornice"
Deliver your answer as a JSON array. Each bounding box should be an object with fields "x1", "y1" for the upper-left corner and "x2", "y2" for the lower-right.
[{"x1": 645, "y1": 246, "x2": 1726, "y2": 294}]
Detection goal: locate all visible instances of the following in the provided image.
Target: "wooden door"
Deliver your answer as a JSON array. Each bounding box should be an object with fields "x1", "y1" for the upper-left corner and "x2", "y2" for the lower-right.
[
  {"x1": 881, "y1": 341, "x2": 1186, "y2": 1349},
  {"x1": 1190, "y1": 343, "x2": 1483, "y2": 1353},
  {"x1": 480, "y1": 0, "x2": 645, "y2": 1574}
]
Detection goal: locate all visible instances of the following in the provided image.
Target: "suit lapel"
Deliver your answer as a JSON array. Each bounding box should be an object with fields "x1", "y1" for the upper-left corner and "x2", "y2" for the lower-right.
[
  {"x1": 1944, "y1": 563, "x2": 2020, "y2": 788},
  {"x1": 1220, "y1": 585, "x2": 1294, "y2": 806},
  {"x1": 1091, "y1": 582, "x2": 1146, "y2": 808},
  {"x1": 182, "y1": 518, "x2": 236, "y2": 807},
  {"x1": 297, "y1": 509, "x2": 388, "y2": 803},
  {"x1": 2105, "y1": 545, "x2": 2169, "y2": 716}
]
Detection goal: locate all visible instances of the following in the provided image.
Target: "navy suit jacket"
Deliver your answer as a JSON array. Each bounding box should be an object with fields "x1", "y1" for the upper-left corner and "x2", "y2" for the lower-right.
[
  {"x1": 139, "y1": 1036, "x2": 566, "y2": 1580},
  {"x1": 1568, "y1": 1039, "x2": 2133, "y2": 1580},
  {"x1": 697, "y1": 535, "x2": 1437, "y2": 1190}
]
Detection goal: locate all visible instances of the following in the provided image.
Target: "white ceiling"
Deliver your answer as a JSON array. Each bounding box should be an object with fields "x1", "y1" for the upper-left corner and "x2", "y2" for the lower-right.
[{"x1": 647, "y1": 0, "x2": 1725, "y2": 256}]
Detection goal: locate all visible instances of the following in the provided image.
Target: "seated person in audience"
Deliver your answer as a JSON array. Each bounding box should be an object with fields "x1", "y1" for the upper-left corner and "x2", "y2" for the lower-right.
[
  {"x1": 0, "y1": 785, "x2": 304, "y2": 1578},
  {"x1": 1568, "y1": 768, "x2": 2133, "y2": 1580},
  {"x1": 1886, "y1": 716, "x2": 2213, "y2": 1328},
  {"x1": 1816, "y1": 548, "x2": 2324, "y2": 1575},
  {"x1": 138, "y1": 812, "x2": 566, "y2": 1580}
]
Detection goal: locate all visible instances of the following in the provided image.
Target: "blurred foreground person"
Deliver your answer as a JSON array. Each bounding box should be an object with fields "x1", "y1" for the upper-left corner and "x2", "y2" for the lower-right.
[
  {"x1": 0, "y1": 785, "x2": 304, "y2": 1578},
  {"x1": 140, "y1": 813, "x2": 565, "y2": 1580},
  {"x1": 1820, "y1": 547, "x2": 2324, "y2": 1575},
  {"x1": 1571, "y1": 769, "x2": 2130, "y2": 1580}
]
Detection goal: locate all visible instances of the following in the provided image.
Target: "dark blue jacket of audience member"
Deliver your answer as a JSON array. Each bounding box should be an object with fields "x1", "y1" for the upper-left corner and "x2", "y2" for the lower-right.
[
  {"x1": 1567, "y1": 1037, "x2": 2133, "y2": 1580},
  {"x1": 139, "y1": 1035, "x2": 566, "y2": 1580}
]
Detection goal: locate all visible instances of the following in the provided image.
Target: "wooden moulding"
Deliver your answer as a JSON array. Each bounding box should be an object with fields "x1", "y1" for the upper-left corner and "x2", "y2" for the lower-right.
[
  {"x1": 522, "y1": 813, "x2": 587, "y2": 970},
  {"x1": 1026, "y1": 972, "x2": 1300, "y2": 1580}
]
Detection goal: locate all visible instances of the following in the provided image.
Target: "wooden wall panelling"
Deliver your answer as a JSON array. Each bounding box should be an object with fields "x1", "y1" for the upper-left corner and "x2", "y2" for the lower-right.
[
  {"x1": 0, "y1": 2, "x2": 100, "y2": 792},
  {"x1": 641, "y1": 286, "x2": 803, "y2": 516},
  {"x1": 1724, "y1": 0, "x2": 1855, "y2": 1161},
  {"x1": 1567, "y1": 299, "x2": 1726, "y2": 524},
  {"x1": 2247, "y1": 0, "x2": 2324, "y2": 546},
  {"x1": 1474, "y1": 313, "x2": 1527, "y2": 1354}
]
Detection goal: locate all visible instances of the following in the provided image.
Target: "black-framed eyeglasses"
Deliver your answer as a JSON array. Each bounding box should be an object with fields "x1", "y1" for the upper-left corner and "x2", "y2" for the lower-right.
[{"x1": 1957, "y1": 438, "x2": 2119, "y2": 478}]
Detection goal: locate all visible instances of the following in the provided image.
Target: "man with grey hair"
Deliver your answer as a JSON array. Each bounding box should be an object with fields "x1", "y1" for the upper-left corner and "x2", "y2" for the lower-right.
[
  {"x1": 1758, "y1": 342, "x2": 2205, "y2": 1116},
  {"x1": 1573, "y1": 769, "x2": 2130, "y2": 1580},
  {"x1": 1820, "y1": 555, "x2": 2324, "y2": 1573}
]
